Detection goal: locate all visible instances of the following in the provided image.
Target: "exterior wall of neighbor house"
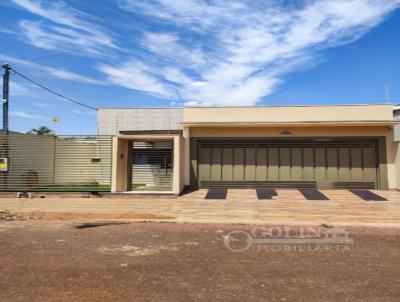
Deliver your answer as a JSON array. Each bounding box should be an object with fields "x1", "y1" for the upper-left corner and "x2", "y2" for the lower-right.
[{"x1": 97, "y1": 108, "x2": 183, "y2": 135}]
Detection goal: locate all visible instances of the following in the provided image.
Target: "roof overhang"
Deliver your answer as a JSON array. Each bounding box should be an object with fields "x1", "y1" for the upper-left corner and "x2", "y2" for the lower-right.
[
  {"x1": 119, "y1": 130, "x2": 182, "y2": 135},
  {"x1": 181, "y1": 121, "x2": 399, "y2": 127},
  {"x1": 115, "y1": 134, "x2": 180, "y2": 140}
]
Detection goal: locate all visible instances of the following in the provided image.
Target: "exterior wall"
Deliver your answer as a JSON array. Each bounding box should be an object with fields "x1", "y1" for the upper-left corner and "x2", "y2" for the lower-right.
[
  {"x1": 103, "y1": 104, "x2": 398, "y2": 192},
  {"x1": 391, "y1": 108, "x2": 400, "y2": 189},
  {"x1": 111, "y1": 135, "x2": 184, "y2": 194},
  {"x1": 54, "y1": 139, "x2": 105, "y2": 184},
  {"x1": 188, "y1": 126, "x2": 396, "y2": 189},
  {"x1": 396, "y1": 142, "x2": 400, "y2": 189},
  {"x1": 1, "y1": 134, "x2": 111, "y2": 190},
  {"x1": 111, "y1": 137, "x2": 129, "y2": 192},
  {"x1": 98, "y1": 108, "x2": 183, "y2": 135},
  {"x1": 183, "y1": 104, "x2": 393, "y2": 124},
  {"x1": 394, "y1": 109, "x2": 400, "y2": 142},
  {"x1": 183, "y1": 127, "x2": 190, "y2": 186},
  {"x1": 173, "y1": 135, "x2": 184, "y2": 194},
  {"x1": 6, "y1": 134, "x2": 55, "y2": 186},
  {"x1": 189, "y1": 126, "x2": 391, "y2": 138}
]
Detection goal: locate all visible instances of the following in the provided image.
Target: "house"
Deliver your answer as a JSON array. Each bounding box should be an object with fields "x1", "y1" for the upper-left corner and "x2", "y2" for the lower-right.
[{"x1": 97, "y1": 104, "x2": 400, "y2": 194}]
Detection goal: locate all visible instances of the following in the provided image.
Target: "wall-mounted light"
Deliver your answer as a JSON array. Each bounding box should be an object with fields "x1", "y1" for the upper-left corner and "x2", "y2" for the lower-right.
[{"x1": 280, "y1": 129, "x2": 293, "y2": 135}]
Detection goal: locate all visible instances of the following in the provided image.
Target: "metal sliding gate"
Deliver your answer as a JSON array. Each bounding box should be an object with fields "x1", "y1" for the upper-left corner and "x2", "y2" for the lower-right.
[
  {"x1": 0, "y1": 134, "x2": 112, "y2": 192},
  {"x1": 130, "y1": 141, "x2": 173, "y2": 191}
]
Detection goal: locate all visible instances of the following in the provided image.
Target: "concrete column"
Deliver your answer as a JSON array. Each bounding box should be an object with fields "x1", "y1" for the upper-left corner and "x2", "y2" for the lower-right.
[
  {"x1": 395, "y1": 142, "x2": 400, "y2": 189},
  {"x1": 183, "y1": 127, "x2": 190, "y2": 186},
  {"x1": 386, "y1": 128, "x2": 397, "y2": 189},
  {"x1": 111, "y1": 137, "x2": 129, "y2": 192},
  {"x1": 173, "y1": 135, "x2": 182, "y2": 195}
]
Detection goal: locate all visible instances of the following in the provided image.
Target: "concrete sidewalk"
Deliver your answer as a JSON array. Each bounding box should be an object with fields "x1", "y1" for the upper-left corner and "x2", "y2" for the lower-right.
[{"x1": 1, "y1": 189, "x2": 400, "y2": 226}]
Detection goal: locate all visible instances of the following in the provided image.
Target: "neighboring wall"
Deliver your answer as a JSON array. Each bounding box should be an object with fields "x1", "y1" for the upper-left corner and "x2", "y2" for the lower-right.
[
  {"x1": 97, "y1": 108, "x2": 183, "y2": 135},
  {"x1": 54, "y1": 138, "x2": 112, "y2": 185},
  {"x1": 0, "y1": 134, "x2": 112, "y2": 190}
]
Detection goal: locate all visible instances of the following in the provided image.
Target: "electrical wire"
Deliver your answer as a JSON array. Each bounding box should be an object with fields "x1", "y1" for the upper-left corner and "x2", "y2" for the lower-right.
[{"x1": 10, "y1": 68, "x2": 97, "y2": 111}]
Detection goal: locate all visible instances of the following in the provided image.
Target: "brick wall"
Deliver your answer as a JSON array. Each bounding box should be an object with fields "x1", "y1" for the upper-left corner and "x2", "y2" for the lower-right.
[{"x1": 97, "y1": 108, "x2": 183, "y2": 135}]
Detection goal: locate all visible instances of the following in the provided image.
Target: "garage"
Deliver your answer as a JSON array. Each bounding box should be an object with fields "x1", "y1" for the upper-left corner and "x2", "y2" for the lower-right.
[{"x1": 195, "y1": 138, "x2": 382, "y2": 189}]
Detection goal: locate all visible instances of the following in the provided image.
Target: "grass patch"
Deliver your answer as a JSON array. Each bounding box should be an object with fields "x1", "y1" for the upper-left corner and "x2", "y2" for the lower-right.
[{"x1": 26, "y1": 184, "x2": 111, "y2": 192}]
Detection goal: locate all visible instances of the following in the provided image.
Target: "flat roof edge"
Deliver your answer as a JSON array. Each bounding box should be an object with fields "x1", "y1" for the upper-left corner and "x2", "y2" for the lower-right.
[
  {"x1": 98, "y1": 104, "x2": 394, "y2": 110},
  {"x1": 182, "y1": 120, "x2": 398, "y2": 126},
  {"x1": 184, "y1": 103, "x2": 393, "y2": 108},
  {"x1": 98, "y1": 107, "x2": 183, "y2": 110}
]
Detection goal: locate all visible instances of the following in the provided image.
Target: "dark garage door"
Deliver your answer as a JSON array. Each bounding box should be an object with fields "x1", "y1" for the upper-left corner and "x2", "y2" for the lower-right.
[{"x1": 197, "y1": 139, "x2": 378, "y2": 189}]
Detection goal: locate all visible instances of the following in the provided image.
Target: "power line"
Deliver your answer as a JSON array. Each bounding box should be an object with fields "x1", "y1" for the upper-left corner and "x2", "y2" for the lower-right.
[
  {"x1": 10, "y1": 67, "x2": 97, "y2": 111},
  {"x1": 174, "y1": 88, "x2": 185, "y2": 106}
]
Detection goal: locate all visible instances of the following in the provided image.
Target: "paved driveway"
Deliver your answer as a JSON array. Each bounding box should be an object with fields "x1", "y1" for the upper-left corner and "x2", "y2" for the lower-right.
[{"x1": 1, "y1": 189, "x2": 400, "y2": 226}]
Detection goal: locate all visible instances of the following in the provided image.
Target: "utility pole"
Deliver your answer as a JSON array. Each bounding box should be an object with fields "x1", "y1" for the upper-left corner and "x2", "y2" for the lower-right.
[
  {"x1": 2, "y1": 63, "x2": 10, "y2": 134},
  {"x1": 1, "y1": 64, "x2": 10, "y2": 189}
]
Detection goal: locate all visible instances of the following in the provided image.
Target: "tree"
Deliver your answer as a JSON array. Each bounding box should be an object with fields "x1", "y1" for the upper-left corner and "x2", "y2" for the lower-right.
[{"x1": 29, "y1": 126, "x2": 55, "y2": 136}]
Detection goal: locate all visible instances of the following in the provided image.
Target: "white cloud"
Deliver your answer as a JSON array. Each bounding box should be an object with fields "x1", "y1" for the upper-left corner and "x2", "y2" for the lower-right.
[
  {"x1": 0, "y1": 27, "x2": 16, "y2": 35},
  {"x1": 33, "y1": 102, "x2": 47, "y2": 108},
  {"x1": 12, "y1": 0, "x2": 398, "y2": 106},
  {"x1": 143, "y1": 32, "x2": 206, "y2": 67},
  {"x1": 72, "y1": 109, "x2": 96, "y2": 116},
  {"x1": 9, "y1": 81, "x2": 31, "y2": 96},
  {"x1": 189, "y1": 81, "x2": 208, "y2": 88},
  {"x1": 10, "y1": 110, "x2": 46, "y2": 120},
  {"x1": 11, "y1": 0, "x2": 118, "y2": 56},
  {"x1": 117, "y1": 0, "x2": 400, "y2": 106},
  {"x1": 46, "y1": 68, "x2": 104, "y2": 85},
  {"x1": 98, "y1": 61, "x2": 173, "y2": 98},
  {"x1": 162, "y1": 67, "x2": 193, "y2": 85},
  {"x1": 0, "y1": 54, "x2": 103, "y2": 85}
]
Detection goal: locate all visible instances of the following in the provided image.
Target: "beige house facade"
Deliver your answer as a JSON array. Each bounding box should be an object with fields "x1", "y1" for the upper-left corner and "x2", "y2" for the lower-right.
[{"x1": 98, "y1": 104, "x2": 400, "y2": 194}]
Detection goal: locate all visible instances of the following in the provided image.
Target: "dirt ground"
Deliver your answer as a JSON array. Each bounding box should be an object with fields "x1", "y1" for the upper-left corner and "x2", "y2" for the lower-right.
[{"x1": 0, "y1": 220, "x2": 400, "y2": 302}]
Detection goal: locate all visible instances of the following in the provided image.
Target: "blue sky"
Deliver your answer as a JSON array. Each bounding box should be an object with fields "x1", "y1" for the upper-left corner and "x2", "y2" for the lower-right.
[{"x1": 0, "y1": 0, "x2": 399, "y2": 134}]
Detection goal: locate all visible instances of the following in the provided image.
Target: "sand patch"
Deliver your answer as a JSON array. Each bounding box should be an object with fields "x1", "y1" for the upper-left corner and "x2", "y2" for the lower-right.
[{"x1": 98, "y1": 244, "x2": 178, "y2": 257}]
